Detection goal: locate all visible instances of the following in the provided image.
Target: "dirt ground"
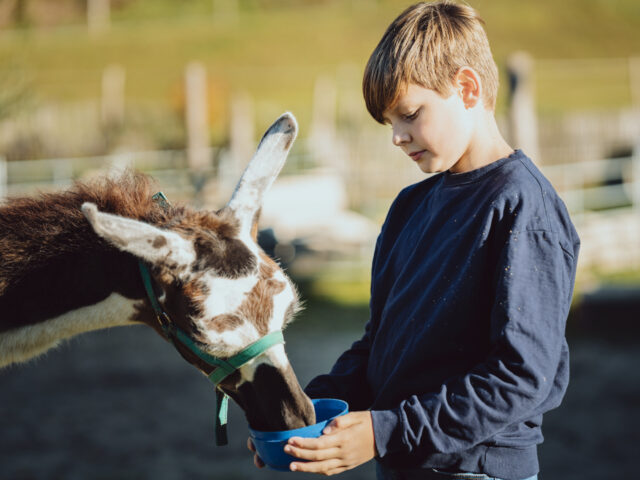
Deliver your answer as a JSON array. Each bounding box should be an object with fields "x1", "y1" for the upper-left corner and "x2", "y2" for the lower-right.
[{"x1": 1, "y1": 320, "x2": 638, "y2": 480}]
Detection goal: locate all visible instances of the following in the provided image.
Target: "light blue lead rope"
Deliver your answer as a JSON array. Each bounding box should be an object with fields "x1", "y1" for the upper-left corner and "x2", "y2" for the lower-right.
[{"x1": 139, "y1": 192, "x2": 285, "y2": 446}]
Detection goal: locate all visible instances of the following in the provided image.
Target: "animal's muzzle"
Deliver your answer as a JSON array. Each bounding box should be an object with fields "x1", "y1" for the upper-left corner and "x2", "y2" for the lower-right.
[{"x1": 238, "y1": 362, "x2": 315, "y2": 432}]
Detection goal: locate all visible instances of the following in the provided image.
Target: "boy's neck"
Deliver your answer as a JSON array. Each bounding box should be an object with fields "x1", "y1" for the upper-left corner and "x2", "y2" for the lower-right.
[{"x1": 450, "y1": 111, "x2": 513, "y2": 174}]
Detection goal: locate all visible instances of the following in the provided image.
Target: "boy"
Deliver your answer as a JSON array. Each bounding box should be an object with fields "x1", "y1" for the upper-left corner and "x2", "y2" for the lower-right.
[{"x1": 249, "y1": 2, "x2": 579, "y2": 479}]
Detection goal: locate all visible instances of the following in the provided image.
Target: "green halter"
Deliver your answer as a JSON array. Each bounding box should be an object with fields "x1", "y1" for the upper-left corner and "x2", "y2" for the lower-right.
[{"x1": 139, "y1": 192, "x2": 285, "y2": 446}]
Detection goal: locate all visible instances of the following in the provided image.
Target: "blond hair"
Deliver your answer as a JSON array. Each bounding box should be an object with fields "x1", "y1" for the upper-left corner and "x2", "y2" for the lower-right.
[{"x1": 363, "y1": 1, "x2": 499, "y2": 123}]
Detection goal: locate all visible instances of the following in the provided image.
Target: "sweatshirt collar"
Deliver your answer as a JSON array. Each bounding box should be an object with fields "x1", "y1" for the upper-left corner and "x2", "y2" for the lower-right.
[{"x1": 442, "y1": 149, "x2": 523, "y2": 187}]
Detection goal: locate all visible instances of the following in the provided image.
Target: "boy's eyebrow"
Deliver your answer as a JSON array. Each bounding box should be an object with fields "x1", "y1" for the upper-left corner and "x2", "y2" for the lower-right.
[
  {"x1": 381, "y1": 102, "x2": 405, "y2": 123},
  {"x1": 381, "y1": 103, "x2": 400, "y2": 123}
]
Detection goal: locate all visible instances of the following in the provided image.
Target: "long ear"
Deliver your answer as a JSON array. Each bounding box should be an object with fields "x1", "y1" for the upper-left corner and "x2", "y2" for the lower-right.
[
  {"x1": 225, "y1": 112, "x2": 298, "y2": 236},
  {"x1": 82, "y1": 203, "x2": 196, "y2": 268}
]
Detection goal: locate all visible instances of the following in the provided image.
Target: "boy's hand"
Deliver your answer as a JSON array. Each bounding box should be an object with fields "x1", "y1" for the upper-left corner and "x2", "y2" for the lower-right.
[
  {"x1": 285, "y1": 411, "x2": 376, "y2": 476},
  {"x1": 247, "y1": 438, "x2": 265, "y2": 469}
]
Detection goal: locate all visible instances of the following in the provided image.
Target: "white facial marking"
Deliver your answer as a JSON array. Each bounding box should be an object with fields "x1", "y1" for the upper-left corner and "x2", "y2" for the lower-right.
[
  {"x1": 190, "y1": 248, "x2": 297, "y2": 381},
  {"x1": 237, "y1": 344, "x2": 291, "y2": 384},
  {"x1": 269, "y1": 270, "x2": 296, "y2": 332},
  {"x1": 0, "y1": 293, "x2": 141, "y2": 368},
  {"x1": 200, "y1": 272, "x2": 259, "y2": 320},
  {"x1": 195, "y1": 257, "x2": 294, "y2": 354},
  {"x1": 199, "y1": 322, "x2": 261, "y2": 358}
]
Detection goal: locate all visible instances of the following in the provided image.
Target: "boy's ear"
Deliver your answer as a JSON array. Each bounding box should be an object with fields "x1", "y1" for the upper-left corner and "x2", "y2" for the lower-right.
[{"x1": 454, "y1": 67, "x2": 481, "y2": 110}]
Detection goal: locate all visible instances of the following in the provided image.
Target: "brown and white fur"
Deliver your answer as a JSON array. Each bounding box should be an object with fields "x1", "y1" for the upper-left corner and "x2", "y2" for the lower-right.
[{"x1": 0, "y1": 113, "x2": 315, "y2": 432}]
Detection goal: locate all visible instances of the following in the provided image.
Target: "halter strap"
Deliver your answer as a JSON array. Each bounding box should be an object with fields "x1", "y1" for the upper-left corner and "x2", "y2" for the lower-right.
[{"x1": 137, "y1": 192, "x2": 285, "y2": 446}]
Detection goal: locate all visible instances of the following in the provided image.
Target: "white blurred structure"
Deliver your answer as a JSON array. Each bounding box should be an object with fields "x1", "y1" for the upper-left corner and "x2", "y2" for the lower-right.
[
  {"x1": 87, "y1": 0, "x2": 110, "y2": 35},
  {"x1": 2, "y1": 145, "x2": 638, "y2": 277},
  {"x1": 260, "y1": 170, "x2": 379, "y2": 253},
  {"x1": 507, "y1": 51, "x2": 540, "y2": 163},
  {"x1": 1, "y1": 54, "x2": 640, "y2": 280},
  {"x1": 185, "y1": 62, "x2": 210, "y2": 172}
]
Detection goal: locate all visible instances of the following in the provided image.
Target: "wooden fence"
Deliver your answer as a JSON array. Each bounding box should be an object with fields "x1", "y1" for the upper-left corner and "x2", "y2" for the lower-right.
[{"x1": 1, "y1": 142, "x2": 638, "y2": 276}]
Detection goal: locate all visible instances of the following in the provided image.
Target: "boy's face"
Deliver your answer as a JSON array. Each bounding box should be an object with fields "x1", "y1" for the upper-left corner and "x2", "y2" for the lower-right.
[{"x1": 382, "y1": 83, "x2": 475, "y2": 174}]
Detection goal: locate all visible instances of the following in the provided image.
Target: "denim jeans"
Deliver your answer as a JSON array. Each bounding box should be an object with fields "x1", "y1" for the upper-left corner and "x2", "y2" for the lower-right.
[{"x1": 376, "y1": 463, "x2": 538, "y2": 480}]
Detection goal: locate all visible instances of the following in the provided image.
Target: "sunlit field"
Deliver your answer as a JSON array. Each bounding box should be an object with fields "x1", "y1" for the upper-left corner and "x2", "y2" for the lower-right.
[
  {"x1": 1, "y1": 0, "x2": 638, "y2": 136},
  {"x1": 0, "y1": 2, "x2": 638, "y2": 478}
]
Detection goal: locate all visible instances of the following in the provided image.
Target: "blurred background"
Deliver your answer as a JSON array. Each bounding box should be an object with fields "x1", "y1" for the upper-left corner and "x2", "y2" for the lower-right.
[{"x1": 0, "y1": 0, "x2": 638, "y2": 479}]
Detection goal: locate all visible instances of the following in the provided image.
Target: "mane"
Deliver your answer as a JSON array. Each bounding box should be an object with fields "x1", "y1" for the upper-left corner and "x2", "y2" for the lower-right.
[
  {"x1": 71, "y1": 170, "x2": 167, "y2": 220},
  {"x1": 1, "y1": 169, "x2": 167, "y2": 219},
  {"x1": 0, "y1": 169, "x2": 242, "y2": 299},
  {"x1": 0, "y1": 171, "x2": 176, "y2": 293}
]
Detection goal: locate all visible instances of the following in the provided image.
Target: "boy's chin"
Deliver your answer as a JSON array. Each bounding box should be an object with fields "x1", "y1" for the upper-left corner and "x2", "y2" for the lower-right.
[
  {"x1": 415, "y1": 152, "x2": 461, "y2": 174},
  {"x1": 415, "y1": 158, "x2": 445, "y2": 174}
]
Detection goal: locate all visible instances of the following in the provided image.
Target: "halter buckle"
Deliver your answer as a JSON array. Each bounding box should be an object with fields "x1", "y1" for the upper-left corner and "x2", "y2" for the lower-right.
[{"x1": 155, "y1": 311, "x2": 174, "y2": 335}]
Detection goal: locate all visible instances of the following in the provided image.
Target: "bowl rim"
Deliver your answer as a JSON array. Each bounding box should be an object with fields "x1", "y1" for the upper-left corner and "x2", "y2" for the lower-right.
[{"x1": 249, "y1": 398, "x2": 348, "y2": 441}]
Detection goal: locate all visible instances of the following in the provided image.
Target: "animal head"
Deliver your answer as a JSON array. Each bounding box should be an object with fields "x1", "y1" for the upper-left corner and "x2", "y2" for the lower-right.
[{"x1": 82, "y1": 113, "x2": 315, "y2": 431}]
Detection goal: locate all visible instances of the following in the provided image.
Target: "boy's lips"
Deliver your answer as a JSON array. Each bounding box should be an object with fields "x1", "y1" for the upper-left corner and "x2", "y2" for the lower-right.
[{"x1": 408, "y1": 150, "x2": 426, "y2": 161}]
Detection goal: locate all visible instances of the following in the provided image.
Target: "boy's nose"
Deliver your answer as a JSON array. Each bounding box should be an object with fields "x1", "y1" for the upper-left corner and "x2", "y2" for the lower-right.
[{"x1": 392, "y1": 128, "x2": 410, "y2": 146}]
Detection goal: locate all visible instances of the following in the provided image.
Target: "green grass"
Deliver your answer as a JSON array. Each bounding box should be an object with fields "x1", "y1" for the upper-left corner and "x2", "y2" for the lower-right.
[
  {"x1": 309, "y1": 276, "x2": 371, "y2": 307},
  {"x1": 1, "y1": 0, "x2": 639, "y2": 135},
  {"x1": 292, "y1": 259, "x2": 640, "y2": 324},
  {"x1": 588, "y1": 268, "x2": 640, "y2": 287},
  {"x1": 285, "y1": 273, "x2": 370, "y2": 332},
  {"x1": 291, "y1": 260, "x2": 372, "y2": 307}
]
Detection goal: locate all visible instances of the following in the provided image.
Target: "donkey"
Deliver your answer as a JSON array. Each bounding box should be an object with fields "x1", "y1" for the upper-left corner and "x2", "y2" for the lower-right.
[{"x1": 0, "y1": 112, "x2": 315, "y2": 436}]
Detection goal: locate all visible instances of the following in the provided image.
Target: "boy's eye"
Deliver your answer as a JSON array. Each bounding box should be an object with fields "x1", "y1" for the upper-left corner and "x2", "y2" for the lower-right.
[{"x1": 403, "y1": 110, "x2": 419, "y2": 121}]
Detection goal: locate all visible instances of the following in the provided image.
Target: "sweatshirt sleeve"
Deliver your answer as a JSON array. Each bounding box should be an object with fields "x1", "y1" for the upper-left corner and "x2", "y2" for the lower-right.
[
  {"x1": 304, "y1": 319, "x2": 375, "y2": 411},
  {"x1": 303, "y1": 231, "x2": 389, "y2": 411},
  {"x1": 370, "y1": 228, "x2": 577, "y2": 457}
]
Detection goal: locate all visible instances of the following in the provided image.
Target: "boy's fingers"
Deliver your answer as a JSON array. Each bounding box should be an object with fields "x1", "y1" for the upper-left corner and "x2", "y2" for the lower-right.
[
  {"x1": 288, "y1": 435, "x2": 337, "y2": 450},
  {"x1": 290, "y1": 458, "x2": 343, "y2": 473},
  {"x1": 247, "y1": 438, "x2": 264, "y2": 469},
  {"x1": 284, "y1": 444, "x2": 340, "y2": 461},
  {"x1": 247, "y1": 438, "x2": 256, "y2": 452}
]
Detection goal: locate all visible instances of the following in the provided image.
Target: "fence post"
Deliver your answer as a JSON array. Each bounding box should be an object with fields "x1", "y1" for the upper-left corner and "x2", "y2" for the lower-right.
[
  {"x1": 309, "y1": 75, "x2": 337, "y2": 169},
  {"x1": 507, "y1": 51, "x2": 540, "y2": 163},
  {"x1": 87, "y1": 0, "x2": 110, "y2": 35},
  {"x1": 185, "y1": 62, "x2": 211, "y2": 205},
  {"x1": 185, "y1": 62, "x2": 211, "y2": 172},
  {"x1": 229, "y1": 91, "x2": 254, "y2": 177},
  {"x1": 0, "y1": 156, "x2": 6, "y2": 201},
  {"x1": 337, "y1": 63, "x2": 363, "y2": 207},
  {"x1": 633, "y1": 143, "x2": 640, "y2": 216},
  {"x1": 630, "y1": 57, "x2": 640, "y2": 108},
  {"x1": 101, "y1": 64, "x2": 125, "y2": 128}
]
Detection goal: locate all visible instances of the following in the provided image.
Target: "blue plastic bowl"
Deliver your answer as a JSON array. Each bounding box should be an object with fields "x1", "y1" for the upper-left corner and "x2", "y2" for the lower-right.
[{"x1": 249, "y1": 398, "x2": 349, "y2": 472}]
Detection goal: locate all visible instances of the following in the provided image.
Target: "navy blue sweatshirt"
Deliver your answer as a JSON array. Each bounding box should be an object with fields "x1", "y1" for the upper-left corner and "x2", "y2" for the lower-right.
[{"x1": 305, "y1": 150, "x2": 580, "y2": 480}]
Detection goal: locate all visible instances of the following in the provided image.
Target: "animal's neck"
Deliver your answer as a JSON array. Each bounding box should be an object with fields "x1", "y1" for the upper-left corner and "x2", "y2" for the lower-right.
[
  {"x1": 0, "y1": 245, "x2": 144, "y2": 329},
  {"x1": 0, "y1": 292, "x2": 142, "y2": 368},
  {"x1": 0, "y1": 196, "x2": 151, "y2": 367}
]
